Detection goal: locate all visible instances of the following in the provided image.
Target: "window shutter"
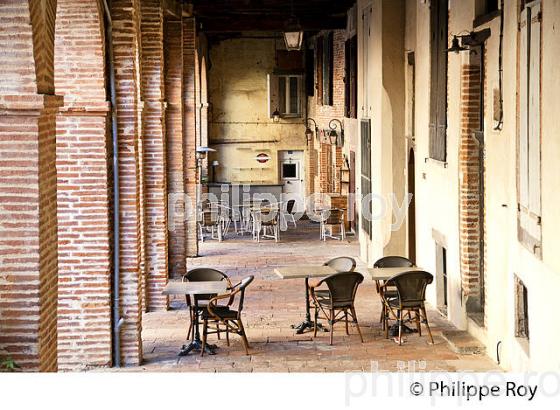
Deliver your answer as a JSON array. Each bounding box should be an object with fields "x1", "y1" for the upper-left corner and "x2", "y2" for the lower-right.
[
  {"x1": 322, "y1": 33, "x2": 334, "y2": 106},
  {"x1": 519, "y1": 8, "x2": 529, "y2": 209},
  {"x1": 528, "y1": 2, "x2": 541, "y2": 216},
  {"x1": 518, "y1": 1, "x2": 542, "y2": 255},
  {"x1": 316, "y1": 37, "x2": 323, "y2": 105},
  {"x1": 429, "y1": 0, "x2": 448, "y2": 162},
  {"x1": 267, "y1": 74, "x2": 279, "y2": 118}
]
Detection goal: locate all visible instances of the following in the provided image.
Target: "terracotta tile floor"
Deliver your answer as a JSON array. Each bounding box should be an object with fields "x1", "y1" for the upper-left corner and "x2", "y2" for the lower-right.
[{"x1": 138, "y1": 220, "x2": 498, "y2": 372}]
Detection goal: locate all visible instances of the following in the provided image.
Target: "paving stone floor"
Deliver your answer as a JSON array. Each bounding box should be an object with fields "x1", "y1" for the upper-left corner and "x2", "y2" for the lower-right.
[{"x1": 138, "y1": 220, "x2": 499, "y2": 372}]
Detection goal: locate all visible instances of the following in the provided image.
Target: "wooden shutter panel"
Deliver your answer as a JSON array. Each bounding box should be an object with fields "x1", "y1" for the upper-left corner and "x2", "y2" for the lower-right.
[
  {"x1": 322, "y1": 33, "x2": 333, "y2": 106},
  {"x1": 528, "y1": 2, "x2": 541, "y2": 216},
  {"x1": 316, "y1": 37, "x2": 323, "y2": 105},
  {"x1": 429, "y1": 0, "x2": 447, "y2": 162},
  {"x1": 519, "y1": 8, "x2": 529, "y2": 209}
]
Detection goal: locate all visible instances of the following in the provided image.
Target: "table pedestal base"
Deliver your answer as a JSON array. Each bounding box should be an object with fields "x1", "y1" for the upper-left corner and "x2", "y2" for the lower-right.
[
  {"x1": 291, "y1": 319, "x2": 328, "y2": 334},
  {"x1": 178, "y1": 340, "x2": 218, "y2": 356}
]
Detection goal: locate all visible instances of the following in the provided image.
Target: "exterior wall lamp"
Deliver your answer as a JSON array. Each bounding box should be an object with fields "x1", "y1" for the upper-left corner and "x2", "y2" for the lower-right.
[
  {"x1": 328, "y1": 119, "x2": 344, "y2": 146},
  {"x1": 305, "y1": 117, "x2": 318, "y2": 144},
  {"x1": 272, "y1": 108, "x2": 281, "y2": 123},
  {"x1": 446, "y1": 29, "x2": 491, "y2": 54}
]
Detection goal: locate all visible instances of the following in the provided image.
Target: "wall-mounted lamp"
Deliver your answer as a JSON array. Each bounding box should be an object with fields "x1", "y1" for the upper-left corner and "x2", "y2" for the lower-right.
[
  {"x1": 305, "y1": 117, "x2": 318, "y2": 144},
  {"x1": 446, "y1": 29, "x2": 491, "y2": 54},
  {"x1": 272, "y1": 108, "x2": 281, "y2": 123},
  {"x1": 328, "y1": 119, "x2": 344, "y2": 146}
]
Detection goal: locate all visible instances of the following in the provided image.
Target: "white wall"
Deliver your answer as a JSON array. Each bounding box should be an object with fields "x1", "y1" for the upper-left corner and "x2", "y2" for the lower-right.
[{"x1": 358, "y1": 0, "x2": 560, "y2": 371}]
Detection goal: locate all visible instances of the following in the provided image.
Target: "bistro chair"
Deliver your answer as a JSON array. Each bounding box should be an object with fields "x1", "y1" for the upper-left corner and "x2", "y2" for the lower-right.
[
  {"x1": 373, "y1": 256, "x2": 414, "y2": 329},
  {"x1": 323, "y1": 256, "x2": 357, "y2": 272},
  {"x1": 282, "y1": 199, "x2": 298, "y2": 228},
  {"x1": 310, "y1": 272, "x2": 364, "y2": 345},
  {"x1": 182, "y1": 268, "x2": 232, "y2": 341},
  {"x1": 381, "y1": 270, "x2": 434, "y2": 345},
  {"x1": 252, "y1": 207, "x2": 280, "y2": 242},
  {"x1": 201, "y1": 275, "x2": 255, "y2": 356},
  {"x1": 320, "y1": 208, "x2": 346, "y2": 241},
  {"x1": 198, "y1": 207, "x2": 223, "y2": 242}
]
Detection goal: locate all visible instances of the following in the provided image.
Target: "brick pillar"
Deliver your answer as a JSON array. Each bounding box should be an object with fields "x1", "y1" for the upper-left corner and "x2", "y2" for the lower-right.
[
  {"x1": 0, "y1": 0, "x2": 59, "y2": 373},
  {"x1": 140, "y1": 0, "x2": 169, "y2": 310},
  {"x1": 54, "y1": 0, "x2": 112, "y2": 370},
  {"x1": 458, "y1": 60, "x2": 483, "y2": 307},
  {"x1": 183, "y1": 18, "x2": 198, "y2": 258},
  {"x1": 0, "y1": 94, "x2": 62, "y2": 371},
  {"x1": 164, "y1": 19, "x2": 186, "y2": 279},
  {"x1": 111, "y1": 0, "x2": 143, "y2": 366}
]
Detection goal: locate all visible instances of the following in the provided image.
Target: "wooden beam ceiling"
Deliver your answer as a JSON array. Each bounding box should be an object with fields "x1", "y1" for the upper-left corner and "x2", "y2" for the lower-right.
[{"x1": 187, "y1": 0, "x2": 354, "y2": 33}]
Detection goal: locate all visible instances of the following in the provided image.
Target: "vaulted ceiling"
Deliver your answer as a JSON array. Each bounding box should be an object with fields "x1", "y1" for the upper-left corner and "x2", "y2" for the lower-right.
[{"x1": 189, "y1": 0, "x2": 355, "y2": 32}]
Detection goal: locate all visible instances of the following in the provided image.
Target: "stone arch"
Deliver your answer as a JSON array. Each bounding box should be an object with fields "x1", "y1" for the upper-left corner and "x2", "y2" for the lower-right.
[{"x1": 53, "y1": 0, "x2": 113, "y2": 370}]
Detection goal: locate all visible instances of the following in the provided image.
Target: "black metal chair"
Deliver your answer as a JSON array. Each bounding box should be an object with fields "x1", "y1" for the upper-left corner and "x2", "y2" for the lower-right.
[
  {"x1": 182, "y1": 268, "x2": 232, "y2": 341},
  {"x1": 310, "y1": 272, "x2": 364, "y2": 345},
  {"x1": 382, "y1": 270, "x2": 434, "y2": 345},
  {"x1": 201, "y1": 275, "x2": 254, "y2": 356},
  {"x1": 373, "y1": 256, "x2": 414, "y2": 328},
  {"x1": 324, "y1": 256, "x2": 357, "y2": 272},
  {"x1": 283, "y1": 199, "x2": 297, "y2": 228}
]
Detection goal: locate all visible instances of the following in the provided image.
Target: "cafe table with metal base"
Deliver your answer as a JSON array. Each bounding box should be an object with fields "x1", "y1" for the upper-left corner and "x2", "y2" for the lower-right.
[
  {"x1": 368, "y1": 266, "x2": 424, "y2": 336},
  {"x1": 274, "y1": 265, "x2": 336, "y2": 334},
  {"x1": 162, "y1": 281, "x2": 228, "y2": 356}
]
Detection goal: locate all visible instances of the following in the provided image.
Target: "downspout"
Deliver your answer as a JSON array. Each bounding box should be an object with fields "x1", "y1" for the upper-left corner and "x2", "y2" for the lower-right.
[{"x1": 101, "y1": 0, "x2": 124, "y2": 368}]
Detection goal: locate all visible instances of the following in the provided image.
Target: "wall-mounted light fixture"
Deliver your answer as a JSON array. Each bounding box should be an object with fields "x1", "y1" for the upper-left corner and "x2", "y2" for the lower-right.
[
  {"x1": 305, "y1": 117, "x2": 318, "y2": 144},
  {"x1": 446, "y1": 29, "x2": 491, "y2": 54},
  {"x1": 328, "y1": 119, "x2": 344, "y2": 146},
  {"x1": 272, "y1": 108, "x2": 281, "y2": 123}
]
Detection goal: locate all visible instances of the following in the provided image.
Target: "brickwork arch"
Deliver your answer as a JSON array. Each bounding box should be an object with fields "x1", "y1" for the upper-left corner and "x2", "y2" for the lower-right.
[{"x1": 53, "y1": 0, "x2": 113, "y2": 370}]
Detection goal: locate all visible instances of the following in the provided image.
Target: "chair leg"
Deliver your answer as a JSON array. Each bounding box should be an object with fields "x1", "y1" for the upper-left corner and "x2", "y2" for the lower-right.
[
  {"x1": 398, "y1": 310, "x2": 403, "y2": 346},
  {"x1": 384, "y1": 306, "x2": 390, "y2": 339},
  {"x1": 421, "y1": 307, "x2": 434, "y2": 344},
  {"x1": 350, "y1": 307, "x2": 364, "y2": 343},
  {"x1": 201, "y1": 318, "x2": 208, "y2": 357},
  {"x1": 217, "y1": 323, "x2": 221, "y2": 340},
  {"x1": 225, "y1": 320, "x2": 230, "y2": 346},
  {"x1": 237, "y1": 319, "x2": 250, "y2": 355},
  {"x1": 329, "y1": 309, "x2": 335, "y2": 345},
  {"x1": 313, "y1": 306, "x2": 318, "y2": 338},
  {"x1": 344, "y1": 310, "x2": 349, "y2": 335},
  {"x1": 187, "y1": 307, "x2": 194, "y2": 340},
  {"x1": 415, "y1": 310, "x2": 421, "y2": 336}
]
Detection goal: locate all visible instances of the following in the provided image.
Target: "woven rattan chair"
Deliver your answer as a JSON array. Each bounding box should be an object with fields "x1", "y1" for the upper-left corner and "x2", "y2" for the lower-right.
[
  {"x1": 323, "y1": 256, "x2": 357, "y2": 272},
  {"x1": 320, "y1": 208, "x2": 346, "y2": 241},
  {"x1": 373, "y1": 256, "x2": 414, "y2": 329},
  {"x1": 198, "y1": 207, "x2": 223, "y2": 242},
  {"x1": 252, "y1": 208, "x2": 280, "y2": 242},
  {"x1": 182, "y1": 268, "x2": 232, "y2": 341},
  {"x1": 201, "y1": 275, "x2": 254, "y2": 356},
  {"x1": 382, "y1": 270, "x2": 434, "y2": 345},
  {"x1": 310, "y1": 272, "x2": 364, "y2": 345}
]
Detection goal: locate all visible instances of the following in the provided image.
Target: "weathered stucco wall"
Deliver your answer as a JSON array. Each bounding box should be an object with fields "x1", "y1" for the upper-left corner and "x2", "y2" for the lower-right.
[
  {"x1": 207, "y1": 36, "x2": 306, "y2": 184},
  {"x1": 356, "y1": 0, "x2": 560, "y2": 371}
]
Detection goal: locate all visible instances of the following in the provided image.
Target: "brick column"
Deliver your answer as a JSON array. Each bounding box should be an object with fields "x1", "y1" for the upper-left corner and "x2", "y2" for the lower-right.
[
  {"x1": 54, "y1": 0, "x2": 112, "y2": 370},
  {"x1": 164, "y1": 20, "x2": 186, "y2": 279},
  {"x1": 0, "y1": 0, "x2": 59, "y2": 372},
  {"x1": 183, "y1": 18, "x2": 198, "y2": 258},
  {"x1": 0, "y1": 94, "x2": 62, "y2": 372},
  {"x1": 111, "y1": 0, "x2": 143, "y2": 366},
  {"x1": 458, "y1": 61, "x2": 484, "y2": 307},
  {"x1": 140, "y1": 0, "x2": 169, "y2": 310}
]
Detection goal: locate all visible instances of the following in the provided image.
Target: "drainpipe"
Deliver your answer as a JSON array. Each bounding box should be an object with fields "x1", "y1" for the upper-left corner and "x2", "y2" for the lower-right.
[{"x1": 101, "y1": 0, "x2": 124, "y2": 368}]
